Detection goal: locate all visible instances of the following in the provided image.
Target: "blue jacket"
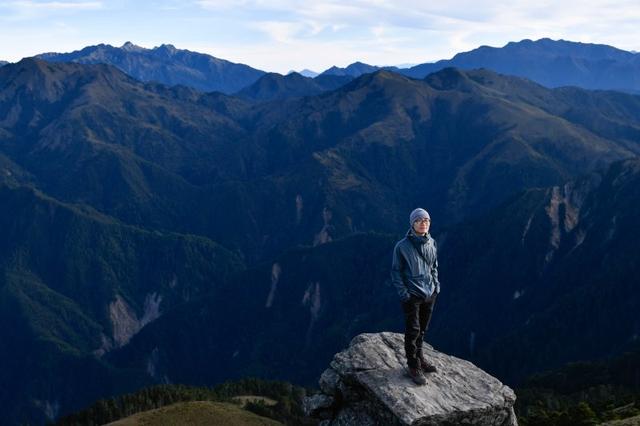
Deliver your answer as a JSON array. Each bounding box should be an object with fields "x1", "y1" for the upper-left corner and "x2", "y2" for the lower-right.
[{"x1": 391, "y1": 228, "x2": 440, "y2": 301}]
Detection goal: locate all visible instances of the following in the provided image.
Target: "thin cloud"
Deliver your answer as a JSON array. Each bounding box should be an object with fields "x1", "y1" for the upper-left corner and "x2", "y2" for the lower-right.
[
  {"x1": 253, "y1": 21, "x2": 305, "y2": 43},
  {"x1": 0, "y1": 1, "x2": 103, "y2": 22},
  {"x1": 8, "y1": 1, "x2": 103, "y2": 11},
  {"x1": 192, "y1": 0, "x2": 640, "y2": 46},
  {"x1": 195, "y1": 0, "x2": 254, "y2": 10}
]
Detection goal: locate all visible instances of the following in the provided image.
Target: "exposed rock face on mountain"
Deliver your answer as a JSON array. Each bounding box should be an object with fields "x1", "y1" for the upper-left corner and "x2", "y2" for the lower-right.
[
  {"x1": 433, "y1": 158, "x2": 640, "y2": 381},
  {"x1": 401, "y1": 38, "x2": 640, "y2": 93},
  {"x1": 37, "y1": 42, "x2": 265, "y2": 93},
  {"x1": 305, "y1": 332, "x2": 517, "y2": 425},
  {"x1": 107, "y1": 232, "x2": 399, "y2": 388}
]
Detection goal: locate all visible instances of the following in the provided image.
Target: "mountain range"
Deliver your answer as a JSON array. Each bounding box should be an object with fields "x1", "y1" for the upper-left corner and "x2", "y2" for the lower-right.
[
  {"x1": 315, "y1": 39, "x2": 640, "y2": 94},
  {"x1": 28, "y1": 38, "x2": 640, "y2": 99},
  {"x1": 269, "y1": 39, "x2": 640, "y2": 96},
  {"x1": 1, "y1": 40, "x2": 640, "y2": 424},
  {"x1": 8, "y1": 57, "x2": 640, "y2": 263},
  {"x1": 36, "y1": 41, "x2": 266, "y2": 94},
  {"x1": 401, "y1": 38, "x2": 640, "y2": 92}
]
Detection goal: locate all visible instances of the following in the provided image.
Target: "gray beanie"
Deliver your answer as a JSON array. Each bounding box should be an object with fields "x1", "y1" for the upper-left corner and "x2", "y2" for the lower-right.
[{"x1": 409, "y1": 208, "x2": 430, "y2": 225}]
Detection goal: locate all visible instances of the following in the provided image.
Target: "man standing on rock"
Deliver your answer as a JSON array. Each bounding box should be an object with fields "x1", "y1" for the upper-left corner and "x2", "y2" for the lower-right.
[{"x1": 391, "y1": 208, "x2": 440, "y2": 385}]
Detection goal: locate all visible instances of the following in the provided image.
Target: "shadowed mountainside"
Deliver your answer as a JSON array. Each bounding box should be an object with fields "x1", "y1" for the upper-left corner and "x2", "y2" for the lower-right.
[
  {"x1": 0, "y1": 183, "x2": 243, "y2": 424},
  {"x1": 236, "y1": 72, "x2": 354, "y2": 101},
  {"x1": 108, "y1": 158, "x2": 640, "y2": 393},
  {"x1": 2, "y1": 58, "x2": 640, "y2": 260},
  {"x1": 434, "y1": 158, "x2": 640, "y2": 383},
  {"x1": 2, "y1": 57, "x2": 640, "y2": 423}
]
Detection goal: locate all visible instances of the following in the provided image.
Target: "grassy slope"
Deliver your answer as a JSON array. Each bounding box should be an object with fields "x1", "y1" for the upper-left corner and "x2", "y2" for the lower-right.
[{"x1": 105, "y1": 401, "x2": 282, "y2": 426}]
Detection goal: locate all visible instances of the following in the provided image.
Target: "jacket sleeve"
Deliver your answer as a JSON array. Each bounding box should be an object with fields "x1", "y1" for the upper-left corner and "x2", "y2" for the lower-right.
[
  {"x1": 431, "y1": 242, "x2": 440, "y2": 293},
  {"x1": 391, "y1": 243, "x2": 410, "y2": 301}
]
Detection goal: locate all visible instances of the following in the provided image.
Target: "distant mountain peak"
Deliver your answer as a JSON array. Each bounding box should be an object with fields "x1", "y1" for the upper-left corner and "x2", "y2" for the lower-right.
[
  {"x1": 295, "y1": 69, "x2": 318, "y2": 78},
  {"x1": 0, "y1": 57, "x2": 134, "y2": 106},
  {"x1": 8, "y1": 57, "x2": 64, "y2": 77},
  {"x1": 153, "y1": 44, "x2": 179, "y2": 58},
  {"x1": 235, "y1": 70, "x2": 325, "y2": 101},
  {"x1": 320, "y1": 61, "x2": 380, "y2": 78},
  {"x1": 501, "y1": 37, "x2": 630, "y2": 56},
  {"x1": 33, "y1": 42, "x2": 266, "y2": 93},
  {"x1": 157, "y1": 43, "x2": 177, "y2": 52},
  {"x1": 322, "y1": 65, "x2": 341, "y2": 74},
  {"x1": 121, "y1": 41, "x2": 144, "y2": 52},
  {"x1": 332, "y1": 69, "x2": 414, "y2": 97}
]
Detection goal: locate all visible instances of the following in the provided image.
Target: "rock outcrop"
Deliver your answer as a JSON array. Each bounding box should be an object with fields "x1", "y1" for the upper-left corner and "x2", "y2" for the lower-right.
[{"x1": 305, "y1": 332, "x2": 517, "y2": 425}]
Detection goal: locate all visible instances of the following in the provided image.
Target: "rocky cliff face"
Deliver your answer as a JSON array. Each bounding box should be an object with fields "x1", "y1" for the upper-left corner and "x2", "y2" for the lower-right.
[{"x1": 305, "y1": 332, "x2": 517, "y2": 425}]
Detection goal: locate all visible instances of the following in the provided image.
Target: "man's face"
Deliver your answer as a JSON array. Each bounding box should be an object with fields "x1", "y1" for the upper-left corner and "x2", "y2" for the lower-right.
[{"x1": 412, "y1": 218, "x2": 430, "y2": 235}]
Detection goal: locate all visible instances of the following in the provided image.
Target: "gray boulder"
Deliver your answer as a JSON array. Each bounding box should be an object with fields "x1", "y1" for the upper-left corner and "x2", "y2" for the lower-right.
[{"x1": 305, "y1": 332, "x2": 517, "y2": 425}]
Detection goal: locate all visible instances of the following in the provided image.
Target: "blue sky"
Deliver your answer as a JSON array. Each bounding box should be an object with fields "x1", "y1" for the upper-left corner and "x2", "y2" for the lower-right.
[{"x1": 1, "y1": 0, "x2": 639, "y2": 73}]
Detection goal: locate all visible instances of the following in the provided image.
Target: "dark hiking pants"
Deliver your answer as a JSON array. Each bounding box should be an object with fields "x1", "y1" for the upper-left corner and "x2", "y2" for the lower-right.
[{"x1": 401, "y1": 293, "x2": 437, "y2": 368}]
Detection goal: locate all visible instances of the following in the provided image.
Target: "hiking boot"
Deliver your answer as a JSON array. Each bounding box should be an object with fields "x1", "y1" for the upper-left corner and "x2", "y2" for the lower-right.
[
  {"x1": 407, "y1": 366, "x2": 427, "y2": 385},
  {"x1": 418, "y1": 355, "x2": 437, "y2": 373}
]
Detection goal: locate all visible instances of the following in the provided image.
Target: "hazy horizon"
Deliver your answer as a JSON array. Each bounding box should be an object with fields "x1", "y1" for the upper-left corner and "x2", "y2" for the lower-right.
[{"x1": 1, "y1": 0, "x2": 639, "y2": 73}]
